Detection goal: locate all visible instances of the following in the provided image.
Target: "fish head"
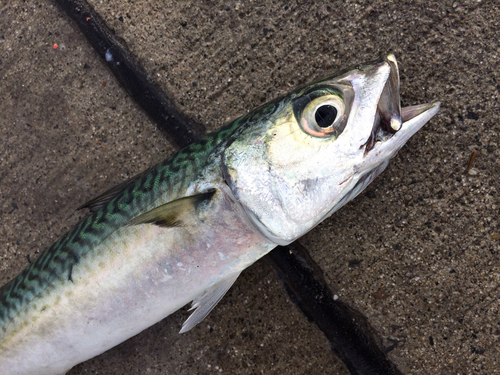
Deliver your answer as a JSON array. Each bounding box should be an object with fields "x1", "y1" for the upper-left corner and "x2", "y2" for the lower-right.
[{"x1": 223, "y1": 54, "x2": 440, "y2": 245}]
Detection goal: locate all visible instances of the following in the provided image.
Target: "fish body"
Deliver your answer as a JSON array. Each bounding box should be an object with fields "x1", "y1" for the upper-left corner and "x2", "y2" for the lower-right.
[{"x1": 0, "y1": 55, "x2": 439, "y2": 374}]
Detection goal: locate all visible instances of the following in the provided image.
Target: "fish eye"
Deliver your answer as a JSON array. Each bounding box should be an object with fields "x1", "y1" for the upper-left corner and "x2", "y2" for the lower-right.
[
  {"x1": 293, "y1": 89, "x2": 346, "y2": 138},
  {"x1": 315, "y1": 105, "x2": 338, "y2": 128}
]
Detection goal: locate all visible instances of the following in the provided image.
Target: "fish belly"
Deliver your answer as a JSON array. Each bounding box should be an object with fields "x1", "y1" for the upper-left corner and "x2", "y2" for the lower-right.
[{"x1": 0, "y1": 192, "x2": 274, "y2": 375}]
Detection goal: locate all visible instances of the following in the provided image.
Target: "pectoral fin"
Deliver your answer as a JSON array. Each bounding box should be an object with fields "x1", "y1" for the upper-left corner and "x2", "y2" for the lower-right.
[
  {"x1": 179, "y1": 272, "x2": 241, "y2": 333},
  {"x1": 129, "y1": 189, "x2": 216, "y2": 228}
]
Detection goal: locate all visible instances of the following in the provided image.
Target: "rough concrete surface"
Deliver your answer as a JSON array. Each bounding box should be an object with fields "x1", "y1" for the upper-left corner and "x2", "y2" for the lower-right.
[{"x1": 1, "y1": 0, "x2": 499, "y2": 374}]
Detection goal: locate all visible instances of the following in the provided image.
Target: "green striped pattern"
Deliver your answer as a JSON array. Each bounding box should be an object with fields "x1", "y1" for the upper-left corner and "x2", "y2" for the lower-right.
[
  {"x1": 0, "y1": 123, "x2": 229, "y2": 332},
  {"x1": 0, "y1": 99, "x2": 281, "y2": 333}
]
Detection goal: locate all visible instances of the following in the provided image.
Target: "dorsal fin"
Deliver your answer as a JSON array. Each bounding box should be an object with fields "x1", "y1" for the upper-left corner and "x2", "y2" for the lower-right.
[
  {"x1": 179, "y1": 271, "x2": 241, "y2": 333},
  {"x1": 128, "y1": 189, "x2": 216, "y2": 228},
  {"x1": 78, "y1": 168, "x2": 153, "y2": 212}
]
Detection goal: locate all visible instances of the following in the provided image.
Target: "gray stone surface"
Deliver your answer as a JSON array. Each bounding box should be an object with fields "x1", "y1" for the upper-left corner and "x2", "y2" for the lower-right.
[{"x1": 1, "y1": 0, "x2": 499, "y2": 374}]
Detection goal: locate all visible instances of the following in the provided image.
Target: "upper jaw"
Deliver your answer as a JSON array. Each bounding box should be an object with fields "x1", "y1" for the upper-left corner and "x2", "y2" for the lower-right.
[
  {"x1": 377, "y1": 54, "x2": 402, "y2": 133},
  {"x1": 364, "y1": 54, "x2": 440, "y2": 154}
]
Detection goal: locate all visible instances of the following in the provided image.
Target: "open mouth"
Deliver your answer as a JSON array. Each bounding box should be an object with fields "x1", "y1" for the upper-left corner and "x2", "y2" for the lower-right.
[{"x1": 362, "y1": 54, "x2": 439, "y2": 153}]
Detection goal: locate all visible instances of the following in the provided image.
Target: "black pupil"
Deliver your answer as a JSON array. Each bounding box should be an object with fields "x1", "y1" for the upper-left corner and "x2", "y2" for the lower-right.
[{"x1": 315, "y1": 105, "x2": 338, "y2": 128}]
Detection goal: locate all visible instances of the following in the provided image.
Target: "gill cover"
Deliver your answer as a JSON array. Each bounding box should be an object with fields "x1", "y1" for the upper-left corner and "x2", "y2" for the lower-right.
[{"x1": 223, "y1": 55, "x2": 439, "y2": 245}]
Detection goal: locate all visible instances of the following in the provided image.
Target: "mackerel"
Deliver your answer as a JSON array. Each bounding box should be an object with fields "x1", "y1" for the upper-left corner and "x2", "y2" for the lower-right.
[{"x1": 0, "y1": 55, "x2": 439, "y2": 374}]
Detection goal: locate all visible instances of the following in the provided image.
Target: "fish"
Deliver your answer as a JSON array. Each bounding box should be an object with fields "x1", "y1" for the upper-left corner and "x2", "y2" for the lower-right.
[{"x1": 0, "y1": 54, "x2": 439, "y2": 375}]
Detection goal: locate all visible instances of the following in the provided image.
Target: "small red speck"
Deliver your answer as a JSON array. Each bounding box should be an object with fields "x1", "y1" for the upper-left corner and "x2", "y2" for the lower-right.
[
  {"x1": 102, "y1": 81, "x2": 107, "y2": 88},
  {"x1": 53, "y1": 44, "x2": 58, "y2": 49},
  {"x1": 339, "y1": 177, "x2": 350, "y2": 185},
  {"x1": 86, "y1": 17, "x2": 90, "y2": 21}
]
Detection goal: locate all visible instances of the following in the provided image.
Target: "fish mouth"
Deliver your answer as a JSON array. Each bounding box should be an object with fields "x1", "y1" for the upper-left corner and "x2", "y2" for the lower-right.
[{"x1": 363, "y1": 54, "x2": 440, "y2": 153}]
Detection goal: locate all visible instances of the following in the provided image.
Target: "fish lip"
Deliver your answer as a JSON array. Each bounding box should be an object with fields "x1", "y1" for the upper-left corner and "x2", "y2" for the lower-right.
[{"x1": 401, "y1": 102, "x2": 440, "y2": 122}]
